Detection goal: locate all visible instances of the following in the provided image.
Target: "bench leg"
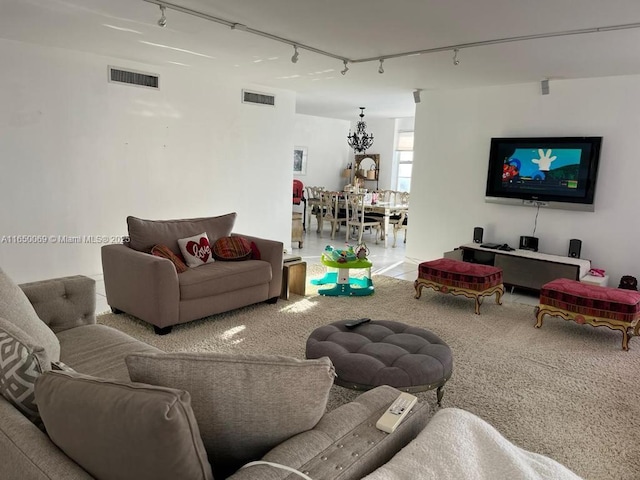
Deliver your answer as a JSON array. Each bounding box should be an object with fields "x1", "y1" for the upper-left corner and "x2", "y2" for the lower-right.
[{"x1": 414, "y1": 279, "x2": 424, "y2": 299}]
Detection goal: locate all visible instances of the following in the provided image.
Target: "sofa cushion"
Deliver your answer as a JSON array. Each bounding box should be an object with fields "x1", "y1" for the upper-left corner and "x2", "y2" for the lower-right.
[
  {"x1": 127, "y1": 212, "x2": 237, "y2": 255},
  {"x1": 0, "y1": 267, "x2": 60, "y2": 362},
  {"x1": 178, "y1": 232, "x2": 216, "y2": 268},
  {"x1": 35, "y1": 371, "x2": 214, "y2": 480},
  {"x1": 151, "y1": 244, "x2": 189, "y2": 273},
  {"x1": 227, "y1": 385, "x2": 429, "y2": 480},
  {"x1": 126, "y1": 352, "x2": 335, "y2": 476},
  {"x1": 178, "y1": 260, "x2": 272, "y2": 300},
  {"x1": 212, "y1": 236, "x2": 252, "y2": 261},
  {"x1": 0, "y1": 318, "x2": 50, "y2": 423}
]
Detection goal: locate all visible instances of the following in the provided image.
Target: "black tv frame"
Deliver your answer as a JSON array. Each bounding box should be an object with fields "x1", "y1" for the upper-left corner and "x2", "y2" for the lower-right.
[{"x1": 484, "y1": 136, "x2": 602, "y2": 212}]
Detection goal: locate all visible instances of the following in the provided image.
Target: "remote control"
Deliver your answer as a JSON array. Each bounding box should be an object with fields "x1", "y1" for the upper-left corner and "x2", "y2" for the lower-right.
[
  {"x1": 345, "y1": 318, "x2": 371, "y2": 329},
  {"x1": 376, "y1": 392, "x2": 418, "y2": 433}
]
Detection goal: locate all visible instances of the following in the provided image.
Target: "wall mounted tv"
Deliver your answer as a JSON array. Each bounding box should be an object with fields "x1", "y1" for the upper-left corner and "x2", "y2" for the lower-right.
[{"x1": 485, "y1": 137, "x2": 602, "y2": 212}]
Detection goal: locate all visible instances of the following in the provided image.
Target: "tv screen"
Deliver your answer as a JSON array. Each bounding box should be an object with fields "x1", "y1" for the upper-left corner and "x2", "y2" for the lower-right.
[{"x1": 485, "y1": 137, "x2": 602, "y2": 211}]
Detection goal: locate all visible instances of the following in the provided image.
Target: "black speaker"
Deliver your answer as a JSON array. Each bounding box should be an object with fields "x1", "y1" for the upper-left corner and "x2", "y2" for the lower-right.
[
  {"x1": 473, "y1": 227, "x2": 483, "y2": 244},
  {"x1": 568, "y1": 239, "x2": 582, "y2": 258},
  {"x1": 519, "y1": 236, "x2": 539, "y2": 252}
]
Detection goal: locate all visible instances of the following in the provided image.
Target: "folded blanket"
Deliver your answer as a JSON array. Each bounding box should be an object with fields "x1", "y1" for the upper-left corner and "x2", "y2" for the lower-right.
[{"x1": 362, "y1": 408, "x2": 582, "y2": 480}]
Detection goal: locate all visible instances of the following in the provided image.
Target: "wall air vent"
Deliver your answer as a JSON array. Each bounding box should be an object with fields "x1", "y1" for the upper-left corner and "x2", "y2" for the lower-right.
[
  {"x1": 108, "y1": 66, "x2": 159, "y2": 89},
  {"x1": 242, "y1": 89, "x2": 275, "y2": 106}
]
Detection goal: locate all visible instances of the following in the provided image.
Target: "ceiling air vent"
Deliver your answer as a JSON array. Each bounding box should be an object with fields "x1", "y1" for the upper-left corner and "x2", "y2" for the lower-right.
[
  {"x1": 242, "y1": 89, "x2": 275, "y2": 106},
  {"x1": 108, "y1": 66, "x2": 159, "y2": 89}
]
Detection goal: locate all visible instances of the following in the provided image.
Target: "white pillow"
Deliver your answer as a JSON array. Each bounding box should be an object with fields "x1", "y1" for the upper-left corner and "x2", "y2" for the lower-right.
[{"x1": 177, "y1": 232, "x2": 215, "y2": 268}]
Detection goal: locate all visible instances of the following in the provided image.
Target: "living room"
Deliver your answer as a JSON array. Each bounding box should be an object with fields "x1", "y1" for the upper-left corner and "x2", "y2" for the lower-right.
[{"x1": 1, "y1": 2, "x2": 640, "y2": 479}]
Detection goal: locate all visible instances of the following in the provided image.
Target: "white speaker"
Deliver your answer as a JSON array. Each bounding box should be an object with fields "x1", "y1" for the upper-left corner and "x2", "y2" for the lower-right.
[{"x1": 413, "y1": 90, "x2": 421, "y2": 104}]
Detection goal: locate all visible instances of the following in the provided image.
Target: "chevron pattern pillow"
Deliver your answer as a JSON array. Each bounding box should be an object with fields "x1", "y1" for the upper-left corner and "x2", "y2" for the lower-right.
[{"x1": 0, "y1": 317, "x2": 50, "y2": 423}]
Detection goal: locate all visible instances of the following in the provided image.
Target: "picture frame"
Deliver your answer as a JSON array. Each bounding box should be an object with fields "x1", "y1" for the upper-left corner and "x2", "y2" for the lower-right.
[{"x1": 293, "y1": 146, "x2": 308, "y2": 175}]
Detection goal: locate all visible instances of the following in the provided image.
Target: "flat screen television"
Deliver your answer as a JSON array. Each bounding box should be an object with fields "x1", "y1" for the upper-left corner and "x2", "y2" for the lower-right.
[{"x1": 485, "y1": 137, "x2": 602, "y2": 212}]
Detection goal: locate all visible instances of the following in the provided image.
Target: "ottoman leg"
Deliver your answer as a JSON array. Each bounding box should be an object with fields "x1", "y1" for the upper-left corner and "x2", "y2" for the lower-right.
[
  {"x1": 436, "y1": 386, "x2": 445, "y2": 407},
  {"x1": 495, "y1": 286, "x2": 504, "y2": 305},
  {"x1": 474, "y1": 296, "x2": 482, "y2": 315},
  {"x1": 535, "y1": 306, "x2": 545, "y2": 328},
  {"x1": 621, "y1": 329, "x2": 630, "y2": 351},
  {"x1": 414, "y1": 279, "x2": 424, "y2": 299}
]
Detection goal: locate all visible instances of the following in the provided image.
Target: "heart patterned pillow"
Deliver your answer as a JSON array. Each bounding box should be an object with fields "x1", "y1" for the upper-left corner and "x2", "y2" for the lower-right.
[{"x1": 177, "y1": 232, "x2": 215, "y2": 268}]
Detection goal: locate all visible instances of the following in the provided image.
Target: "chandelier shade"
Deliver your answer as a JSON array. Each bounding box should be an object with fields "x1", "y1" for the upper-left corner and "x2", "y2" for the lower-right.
[{"x1": 347, "y1": 107, "x2": 374, "y2": 153}]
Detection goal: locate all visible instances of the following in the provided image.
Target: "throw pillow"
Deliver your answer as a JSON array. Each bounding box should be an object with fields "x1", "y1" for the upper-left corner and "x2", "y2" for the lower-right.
[
  {"x1": 126, "y1": 352, "x2": 335, "y2": 474},
  {"x1": 178, "y1": 233, "x2": 215, "y2": 268},
  {"x1": 0, "y1": 266, "x2": 60, "y2": 362},
  {"x1": 151, "y1": 244, "x2": 189, "y2": 273},
  {"x1": 212, "y1": 236, "x2": 252, "y2": 261},
  {"x1": 35, "y1": 371, "x2": 213, "y2": 480},
  {"x1": 0, "y1": 317, "x2": 50, "y2": 423}
]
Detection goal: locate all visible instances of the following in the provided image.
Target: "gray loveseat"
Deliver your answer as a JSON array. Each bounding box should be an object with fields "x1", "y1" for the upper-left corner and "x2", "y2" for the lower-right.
[
  {"x1": 101, "y1": 213, "x2": 283, "y2": 334},
  {"x1": 0, "y1": 269, "x2": 430, "y2": 480}
]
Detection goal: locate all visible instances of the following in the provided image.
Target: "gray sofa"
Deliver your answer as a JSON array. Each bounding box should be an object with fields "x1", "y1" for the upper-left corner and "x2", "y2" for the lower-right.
[
  {"x1": 101, "y1": 213, "x2": 284, "y2": 334},
  {"x1": 0, "y1": 269, "x2": 429, "y2": 480}
]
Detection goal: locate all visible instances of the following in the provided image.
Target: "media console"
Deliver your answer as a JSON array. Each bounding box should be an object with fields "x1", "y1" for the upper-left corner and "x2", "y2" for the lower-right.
[{"x1": 444, "y1": 243, "x2": 591, "y2": 292}]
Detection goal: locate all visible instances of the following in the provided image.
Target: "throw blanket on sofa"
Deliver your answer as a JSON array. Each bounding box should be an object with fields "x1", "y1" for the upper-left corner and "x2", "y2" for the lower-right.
[{"x1": 363, "y1": 408, "x2": 582, "y2": 480}]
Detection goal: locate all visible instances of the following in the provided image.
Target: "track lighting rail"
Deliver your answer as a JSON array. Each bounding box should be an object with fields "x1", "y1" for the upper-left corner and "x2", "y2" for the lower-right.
[{"x1": 142, "y1": 1, "x2": 640, "y2": 74}]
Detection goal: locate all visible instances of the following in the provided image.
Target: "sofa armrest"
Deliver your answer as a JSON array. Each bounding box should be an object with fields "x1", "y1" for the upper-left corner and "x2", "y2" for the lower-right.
[
  {"x1": 19, "y1": 275, "x2": 96, "y2": 334},
  {"x1": 101, "y1": 244, "x2": 180, "y2": 328},
  {"x1": 234, "y1": 234, "x2": 284, "y2": 299}
]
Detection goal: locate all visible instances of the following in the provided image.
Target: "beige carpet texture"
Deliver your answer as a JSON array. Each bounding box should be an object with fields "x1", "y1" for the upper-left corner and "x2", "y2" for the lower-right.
[{"x1": 98, "y1": 269, "x2": 640, "y2": 480}]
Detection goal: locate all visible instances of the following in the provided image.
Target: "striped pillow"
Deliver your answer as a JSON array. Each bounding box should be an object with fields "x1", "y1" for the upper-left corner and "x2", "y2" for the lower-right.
[
  {"x1": 0, "y1": 318, "x2": 50, "y2": 423},
  {"x1": 212, "y1": 236, "x2": 252, "y2": 261},
  {"x1": 151, "y1": 244, "x2": 189, "y2": 273}
]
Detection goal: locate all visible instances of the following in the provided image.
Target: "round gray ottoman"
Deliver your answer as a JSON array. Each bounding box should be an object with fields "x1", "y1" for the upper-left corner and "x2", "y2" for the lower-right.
[{"x1": 306, "y1": 320, "x2": 453, "y2": 405}]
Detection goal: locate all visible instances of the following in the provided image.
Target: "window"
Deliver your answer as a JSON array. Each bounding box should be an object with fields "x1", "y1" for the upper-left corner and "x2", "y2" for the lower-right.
[{"x1": 395, "y1": 131, "x2": 414, "y2": 192}]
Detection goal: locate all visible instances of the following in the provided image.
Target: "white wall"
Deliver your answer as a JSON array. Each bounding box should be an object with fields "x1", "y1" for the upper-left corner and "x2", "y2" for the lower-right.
[
  {"x1": 407, "y1": 75, "x2": 640, "y2": 285},
  {"x1": 293, "y1": 114, "x2": 350, "y2": 191},
  {"x1": 0, "y1": 39, "x2": 295, "y2": 283}
]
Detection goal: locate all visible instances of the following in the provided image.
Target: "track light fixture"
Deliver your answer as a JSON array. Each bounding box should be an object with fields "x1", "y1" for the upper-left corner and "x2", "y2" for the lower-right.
[
  {"x1": 157, "y1": 5, "x2": 167, "y2": 27},
  {"x1": 341, "y1": 60, "x2": 349, "y2": 75},
  {"x1": 291, "y1": 45, "x2": 299, "y2": 63},
  {"x1": 453, "y1": 48, "x2": 460, "y2": 66},
  {"x1": 378, "y1": 59, "x2": 384, "y2": 74}
]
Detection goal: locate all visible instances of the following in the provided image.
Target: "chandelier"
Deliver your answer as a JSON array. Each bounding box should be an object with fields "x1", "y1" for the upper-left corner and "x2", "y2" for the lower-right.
[{"x1": 347, "y1": 107, "x2": 374, "y2": 153}]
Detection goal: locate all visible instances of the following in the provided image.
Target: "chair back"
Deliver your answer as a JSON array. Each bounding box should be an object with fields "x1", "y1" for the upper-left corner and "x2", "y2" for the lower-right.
[
  {"x1": 397, "y1": 191, "x2": 410, "y2": 205},
  {"x1": 345, "y1": 193, "x2": 363, "y2": 224},
  {"x1": 293, "y1": 180, "x2": 305, "y2": 205}
]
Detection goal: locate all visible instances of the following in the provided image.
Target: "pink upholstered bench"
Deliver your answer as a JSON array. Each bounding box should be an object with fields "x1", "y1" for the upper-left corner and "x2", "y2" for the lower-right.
[
  {"x1": 536, "y1": 278, "x2": 640, "y2": 350},
  {"x1": 414, "y1": 258, "x2": 503, "y2": 314}
]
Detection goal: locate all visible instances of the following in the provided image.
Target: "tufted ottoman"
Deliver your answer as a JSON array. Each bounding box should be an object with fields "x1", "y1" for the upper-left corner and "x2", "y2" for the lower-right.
[
  {"x1": 536, "y1": 278, "x2": 640, "y2": 350},
  {"x1": 414, "y1": 258, "x2": 504, "y2": 314},
  {"x1": 306, "y1": 320, "x2": 453, "y2": 406}
]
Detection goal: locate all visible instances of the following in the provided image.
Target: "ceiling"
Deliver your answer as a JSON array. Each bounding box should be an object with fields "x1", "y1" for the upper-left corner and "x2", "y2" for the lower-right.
[{"x1": 3, "y1": 0, "x2": 640, "y2": 120}]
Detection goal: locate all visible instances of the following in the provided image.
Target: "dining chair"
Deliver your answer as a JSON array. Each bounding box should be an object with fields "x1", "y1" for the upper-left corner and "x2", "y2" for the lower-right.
[
  {"x1": 317, "y1": 191, "x2": 346, "y2": 239},
  {"x1": 305, "y1": 186, "x2": 325, "y2": 232},
  {"x1": 345, "y1": 193, "x2": 382, "y2": 244},
  {"x1": 392, "y1": 211, "x2": 408, "y2": 247},
  {"x1": 389, "y1": 192, "x2": 409, "y2": 247}
]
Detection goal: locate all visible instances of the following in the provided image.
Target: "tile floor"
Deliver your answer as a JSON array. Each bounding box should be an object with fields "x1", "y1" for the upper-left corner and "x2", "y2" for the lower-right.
[{"x1": 91, "y1": 221, "x2": 538, "y2": 315}]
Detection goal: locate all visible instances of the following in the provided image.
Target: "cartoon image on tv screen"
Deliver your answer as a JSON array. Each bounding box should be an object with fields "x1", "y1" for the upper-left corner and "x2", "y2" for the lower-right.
[{"x1": 502, "y1": 148, "x2": 582, "y2": 192}]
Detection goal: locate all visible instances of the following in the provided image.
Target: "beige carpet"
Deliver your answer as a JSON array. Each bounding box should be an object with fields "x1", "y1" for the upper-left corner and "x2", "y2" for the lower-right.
[{"x1": 98, "y1": 270, "x2": 640, "y2": 480}]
